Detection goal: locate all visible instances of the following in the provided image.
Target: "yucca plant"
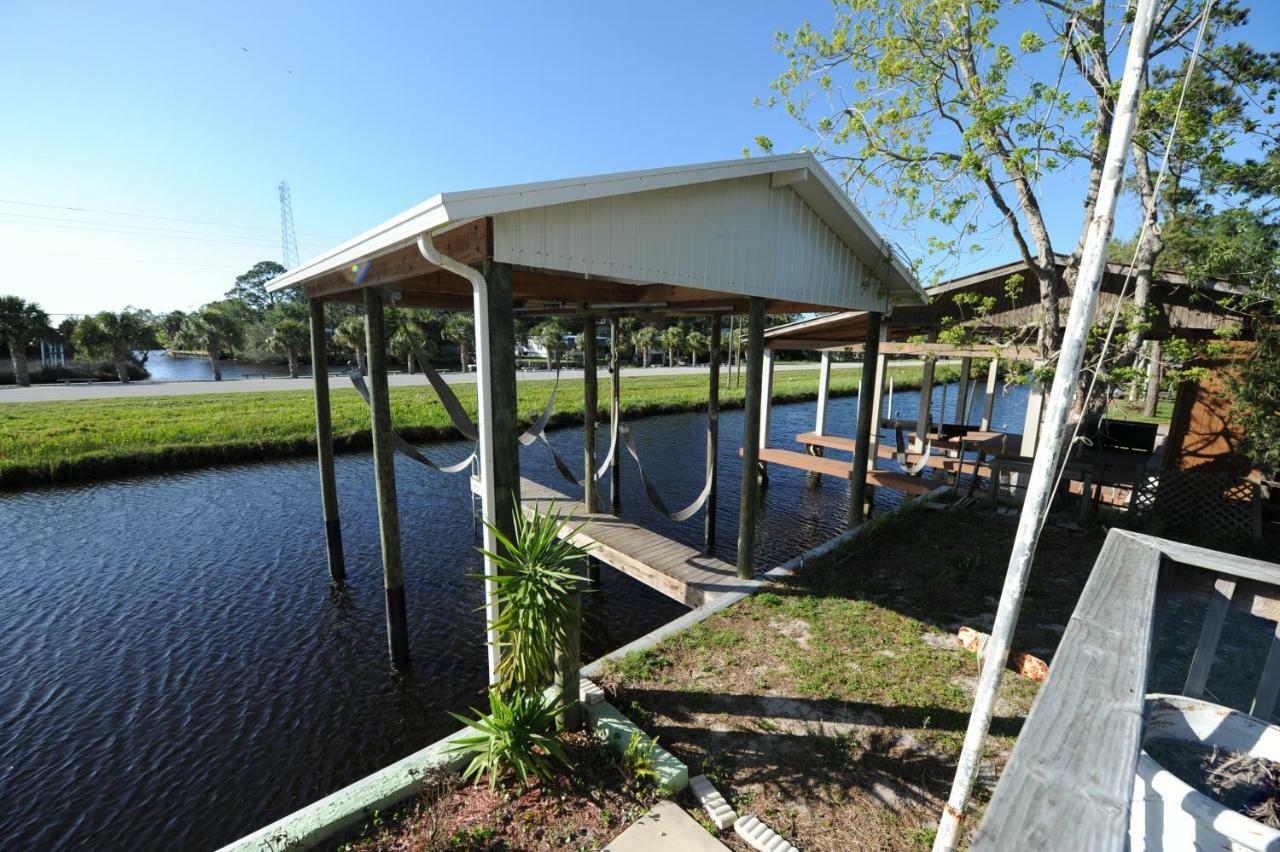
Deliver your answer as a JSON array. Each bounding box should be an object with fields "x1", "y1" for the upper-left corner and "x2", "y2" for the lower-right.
[
  {"x1": 475, "y1": 503, "x2": 590, "y2": 694},
  {"x1": 447, "y1": 690, "x2": 574, "y2": 789}
]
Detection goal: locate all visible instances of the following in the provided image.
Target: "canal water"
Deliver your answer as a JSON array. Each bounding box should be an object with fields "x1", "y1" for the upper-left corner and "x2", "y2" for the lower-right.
[
  {"x1": 0, "y1": 380, "x2": 1028, "y2": 850},
  {"x1": 138, "y1": 350, "x2": 295, "y2": 381}
]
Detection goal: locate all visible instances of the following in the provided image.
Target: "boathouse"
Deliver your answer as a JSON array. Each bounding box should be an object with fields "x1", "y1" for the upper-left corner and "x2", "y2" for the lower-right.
[{"x1": 266, "y1": 153, "x2": 927, "y2": 671}]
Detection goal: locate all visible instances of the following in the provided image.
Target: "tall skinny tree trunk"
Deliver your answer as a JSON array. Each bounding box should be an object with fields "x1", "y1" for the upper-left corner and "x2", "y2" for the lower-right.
[
  {"x1": 1142, "y1": 339, "x2": 1162, "y2": 418},
  {"x1": 406, "y1": 349, "x2": 416, "y2": 375},
  {"x1": 209, "y1": 350, "x2": 222, "y2": 381},
  {"x1": 287, "y1": 351, "x2": 299, "y2": 379},
  {"x1": 356, "y1": 347, "x2": 367, "y2": 376},
  {"x1": 113, "y1": 356, "x2": 131, "y2": 383},
  {"x1": 10, "y1": 341, "x2": 31, "y2": 387},
  {"x1": 459, "y1": 343, "x2": 468, "y2": 372}
]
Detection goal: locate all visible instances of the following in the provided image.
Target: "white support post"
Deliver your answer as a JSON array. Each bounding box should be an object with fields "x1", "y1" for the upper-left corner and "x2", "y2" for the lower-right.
[
  {"x1": 814, "y1": 351, "x2": 832, "y2": 436},
  {"x1": 933, "y1": 2, "x2": 1159, "y2": 845},
  {"x1": 758, "y1": 348, "x2": 775, "y2": 450},
  {"x1": 954, "y1": 357, "x2": 972, "y2": 423},
  {"x1": 981, "y1": 356, "x2": 999, "y2": 431},
  {"x1": 1019, "y1": 376, "x2": 1047, "y2": 458}
]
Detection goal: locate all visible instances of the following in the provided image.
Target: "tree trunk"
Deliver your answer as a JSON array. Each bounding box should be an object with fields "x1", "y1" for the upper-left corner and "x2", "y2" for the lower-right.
[
  {"x1": 287, "y1": 351, "x2": 299, "y2": 379},
  {"x1": 406, "y1": 348, "x2": 416, "y2": 375},
  {"x1": 112, "y1": 356, "x2": 130, "y2": 383},
  {"x1": 458, "y1": 342, "x2": 468, "y2": 372},
  {"x1": 9, "y1": 340, "x2": 30, "y2": 387},
  {"x1": 356, "y1": 347, "x2": 367, "y2": 376},
  {"x1": 209, "y1": 350, "x2": 223, "y2": 381},
  {"x1": 1142, "y1": 339, "x2": 1162, "y2": 418}
]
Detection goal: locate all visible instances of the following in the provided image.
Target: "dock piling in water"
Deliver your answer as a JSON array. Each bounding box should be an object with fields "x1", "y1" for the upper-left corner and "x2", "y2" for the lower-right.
[
  {"x1": 850, "y1": 311, "x2": 883, "y2": 527},
  {"x1": 582, "y1": 317, "x2": 598, "y2": 513},
  {"x1": 308, "y1": 298, "x2": 345, "y2": 585},
  {"x1": 736, "y1": 298, "x2": 766, "y2": 580},
  {"x1": 363, "y1": 287, "x2": 410, "y2": 667},
  {"x1": 705, "y1": 312, "x2": 722, "y2": 554}
]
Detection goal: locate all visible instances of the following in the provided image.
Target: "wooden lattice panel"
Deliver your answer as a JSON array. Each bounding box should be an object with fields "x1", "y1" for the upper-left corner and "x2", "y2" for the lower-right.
[{"x1": 1131, "y1": 469, "x2": 1255, "y2": 538}]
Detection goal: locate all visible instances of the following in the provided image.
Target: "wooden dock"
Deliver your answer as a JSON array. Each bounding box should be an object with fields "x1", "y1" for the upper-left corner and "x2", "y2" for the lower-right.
[{"x1": 482, "y1": 477, "x2": 748, "y2": 608}]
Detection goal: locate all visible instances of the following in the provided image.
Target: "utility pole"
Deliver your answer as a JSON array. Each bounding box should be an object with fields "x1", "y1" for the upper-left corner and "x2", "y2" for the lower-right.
[{"x1": 932, "y1": 1, "x2": 1161, "y2": 848}]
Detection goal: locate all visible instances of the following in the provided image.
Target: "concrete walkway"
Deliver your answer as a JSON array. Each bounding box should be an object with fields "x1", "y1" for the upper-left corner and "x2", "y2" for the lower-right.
[
  {"x1": 0, "y1": 360, "x2": 930, "y2": 404},
  {"x1": 604, "y1": 801, "x2": 730, "y2": 852}
]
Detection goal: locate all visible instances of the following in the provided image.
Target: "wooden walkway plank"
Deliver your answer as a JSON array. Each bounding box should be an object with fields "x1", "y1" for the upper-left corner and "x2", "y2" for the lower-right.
[{"x1": 505, "y1": 477, "x2": 746, "y2": 608}]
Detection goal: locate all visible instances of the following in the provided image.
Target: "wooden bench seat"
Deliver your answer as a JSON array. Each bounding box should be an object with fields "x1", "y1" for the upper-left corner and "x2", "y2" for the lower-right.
[{"x1": 740, "y1": 447, "x2": 937, "y2": 497}]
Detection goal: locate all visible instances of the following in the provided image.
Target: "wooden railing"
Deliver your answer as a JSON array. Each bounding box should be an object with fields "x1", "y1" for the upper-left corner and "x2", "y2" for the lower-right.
[{"x1": 973, "y1": 529, "x2": 1280, "y2": 851}]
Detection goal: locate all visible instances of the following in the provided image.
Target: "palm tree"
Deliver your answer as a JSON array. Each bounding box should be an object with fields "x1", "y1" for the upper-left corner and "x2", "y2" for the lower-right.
[
  {"x1": 332, "y1": 316, "x2": 367, "y2": 374},
  {"x1": 266, "y1": 318, "x2": 310, "y2": 378},
  {"x1": 442, "y1": 312, "x2": 474, "y2": 371},
  {"x1": 175, "y1": 305, "x2": 244, "y2": 381},
  {"x1": 73, "y1": 310, "x2": 155, "y2": 382},
  {"x1": 684, "y1": 330, "x2": 708, "y2": 369},
  {"x1": 390, "y1": 316, "x2": 437, "y2": 374},
  {"x1": 661, "y1": 325, "x2": 685, "y2": 367},
  {"x1": 536, "y1": 319, "x2": 569, "y2": 369},
  {"x1": 631, "y1": 325, "x2": 658, "y2": 367},
  {"x1": 0, "y1": 295, "x2": 50, "y2": 387}
]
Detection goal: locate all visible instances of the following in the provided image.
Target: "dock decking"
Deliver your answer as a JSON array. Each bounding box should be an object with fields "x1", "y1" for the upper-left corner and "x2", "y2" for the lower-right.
[{"x1": 485, "y1": 477, "x2": 748, "y2": 608}]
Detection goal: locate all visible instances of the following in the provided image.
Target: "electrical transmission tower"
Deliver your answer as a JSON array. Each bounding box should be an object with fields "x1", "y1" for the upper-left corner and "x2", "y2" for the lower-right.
[{"x1": 278, "y1": 180, "x2": 300, "y2": 268}]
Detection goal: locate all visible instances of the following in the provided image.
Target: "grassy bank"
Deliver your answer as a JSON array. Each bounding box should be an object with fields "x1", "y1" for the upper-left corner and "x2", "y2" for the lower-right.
[
  {"x1": 0, "y1": 364, "x2": 957, "y2": 488},
  {"x1": 600, "y1": 505, "x2": 1101, "y2": 850}
]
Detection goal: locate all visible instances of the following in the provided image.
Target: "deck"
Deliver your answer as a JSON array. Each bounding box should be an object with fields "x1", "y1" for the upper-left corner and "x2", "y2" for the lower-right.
[
  {"x1": 485, "y1": 477, "x2": 748, "y2": 608},
  {"x1": 739, "y1": 446, "x2": 936, "y2": 497}
]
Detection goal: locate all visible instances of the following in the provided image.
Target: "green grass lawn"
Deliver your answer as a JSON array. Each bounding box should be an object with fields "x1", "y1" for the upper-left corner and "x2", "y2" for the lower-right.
[
  {"x1": 0, "y1": 364, "x2": 956, "y2": 488},
  {"x1": 1104, "y1": 398, "x2": 1174, "y2": 424},
  {"x1": 601, "y1": 505, "x2": 1102, "y2": 850}
]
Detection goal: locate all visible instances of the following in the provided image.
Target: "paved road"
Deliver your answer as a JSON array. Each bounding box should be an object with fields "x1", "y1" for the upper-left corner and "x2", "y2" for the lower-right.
[{"x1": 0, "y1": 360, "x2": 941, "y2": 403}]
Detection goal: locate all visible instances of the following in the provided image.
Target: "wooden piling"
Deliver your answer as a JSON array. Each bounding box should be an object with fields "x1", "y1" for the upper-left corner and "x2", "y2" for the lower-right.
[
  {"x1": 582, "y1": 317, "x2": 598, "y2": 512},
  {"x1": 556, "y1": 557, "x2": 584, "y2": 731},
  {"x1": 308, "y1": 298, "x2": 345, "y2": 585},
  {"x1": 916, "y1": 350, "x2": 936, "y2": 451},
  {"x1": 705, "y1": 313, "x2": 722, "y2": 553},
  {"x1": 850, "y1": 311, "x2": 883, "y2": 527},
  {"x1": 736, "y1": 298, "x2": 766, "y2": 580},
  {"x1": 609, "y1": 318, "x2": 622, "y2": 515},
  {"x1": 364, "y1": 287, "x2": 410, "y2": 667},
  {"x1": 483, "y1": 261, "x2": 522, "y2": 549}
]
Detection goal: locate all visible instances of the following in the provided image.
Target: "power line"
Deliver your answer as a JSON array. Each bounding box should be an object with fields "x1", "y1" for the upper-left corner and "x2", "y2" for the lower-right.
[
  {"x1": 0, "y1": 197, "x2": 344, "y2": 240},
  {"x1": 0, "y1": 210, "x2": 316, "y2": 248},
  {"x1": 0, "y1": 246, "x2": 248, "y2": 270},
  {"x1": 0, "y1": 213, "x2": 329, "y2": 251}
]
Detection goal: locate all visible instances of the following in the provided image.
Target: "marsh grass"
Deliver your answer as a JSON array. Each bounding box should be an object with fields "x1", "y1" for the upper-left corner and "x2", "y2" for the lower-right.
[{"x1": 0, "y1": 364, "x2": 955, "y2": 487}]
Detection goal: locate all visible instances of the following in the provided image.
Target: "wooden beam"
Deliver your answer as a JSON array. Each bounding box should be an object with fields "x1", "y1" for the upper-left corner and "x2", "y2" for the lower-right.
[
  {"x1": 850, "y1": 311, "x2": 883, "y2": 527},
  {"x1": 794, "y1": 340, "x2": 1040, "y2": 360},
  {"x1": 308, "y1": 298, "x2": 345, "y2": 585},
  {"x1": 364, "y1": 287, "x2": 410, "y2": 667},
  {"x1": 736, "y1": 298, "x2": 766, "y2": 580},
  {"x1": 705, "y1": 313, "x2": 723, "y2": 553}
]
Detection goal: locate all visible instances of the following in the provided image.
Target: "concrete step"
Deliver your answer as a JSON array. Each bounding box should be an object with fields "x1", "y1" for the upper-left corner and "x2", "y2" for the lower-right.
[{"x1": 604, "y1": 800, "x2": 730, "y2": 852}]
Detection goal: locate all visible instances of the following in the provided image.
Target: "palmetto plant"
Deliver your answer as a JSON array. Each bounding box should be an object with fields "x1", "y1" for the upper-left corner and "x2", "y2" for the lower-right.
[
  {"x1": 447, "y1": 690, "x2": 573, "y2": 790},
  {"x1": 175, "y1": 305, "x2": 244, "y2": 381},
  {"x1": 476, "y1": 504, "x2": 589, "y2": 695}
]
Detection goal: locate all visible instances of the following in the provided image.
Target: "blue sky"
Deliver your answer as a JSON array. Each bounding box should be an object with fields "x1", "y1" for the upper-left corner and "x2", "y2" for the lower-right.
[{"x1": 2, "y1": 1, "x2": 1275, "y2": 315}]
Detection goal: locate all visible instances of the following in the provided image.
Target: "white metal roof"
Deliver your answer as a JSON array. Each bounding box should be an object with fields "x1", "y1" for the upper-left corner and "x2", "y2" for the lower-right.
[{"x1": 268, "y1": 153, "x2": 924, "y2": 308}]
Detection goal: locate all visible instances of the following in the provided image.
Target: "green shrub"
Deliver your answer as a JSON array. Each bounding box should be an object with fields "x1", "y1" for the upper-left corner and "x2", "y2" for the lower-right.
[
  {"x1": 477, "y1": 504, "x2": 590, "y2": 693},
  {"x1": 618, "y1": 731, "x2": 659, "y2": 787},
  {"x1": 447, "y1": 690, "x2": 573, "y2": 789}
]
